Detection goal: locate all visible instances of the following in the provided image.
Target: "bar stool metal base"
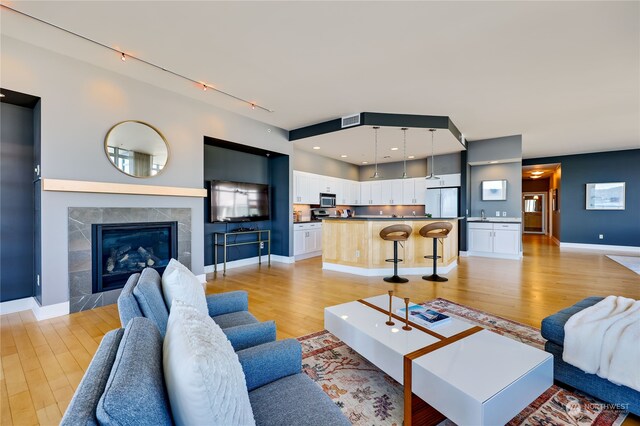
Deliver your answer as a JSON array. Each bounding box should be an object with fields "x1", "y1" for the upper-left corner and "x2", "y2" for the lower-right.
[
  {"x1": 384, "y1": 275, "x2": 410, "y2": 284},
  {"x1": 422, "y1": 274, "x2": 448, "y2": 282}
]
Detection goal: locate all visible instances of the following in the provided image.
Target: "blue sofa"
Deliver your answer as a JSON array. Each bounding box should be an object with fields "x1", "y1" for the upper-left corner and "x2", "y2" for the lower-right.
[
  {"x1": 61, "y1": 317, "x2": 349, "y2": 425},
  {"x1": 118, "y1": 267, "x2": 275, "y2": 351},
  {"x1": 541, "y1": 297, "x2": 639, "y2": 415}
]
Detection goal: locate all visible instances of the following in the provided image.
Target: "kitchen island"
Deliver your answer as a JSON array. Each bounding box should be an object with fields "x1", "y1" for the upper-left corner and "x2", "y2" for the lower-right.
[{"x1": 321, "y1": 217, "x2": 460, "y2": 276}]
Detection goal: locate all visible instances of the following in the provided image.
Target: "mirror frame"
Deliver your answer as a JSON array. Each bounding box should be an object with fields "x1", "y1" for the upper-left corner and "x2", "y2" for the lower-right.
[{"x1": 104, "y1": 120, "x2": 170, "y2": 179}]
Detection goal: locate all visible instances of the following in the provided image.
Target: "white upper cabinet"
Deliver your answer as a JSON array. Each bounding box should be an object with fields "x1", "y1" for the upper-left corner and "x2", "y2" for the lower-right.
[
  {"x1": 294, "y1": 171, "x2": 459, "y2": 206},
  {"x1": 425, "y1": 173, "x2": 461, "y2": 188}
]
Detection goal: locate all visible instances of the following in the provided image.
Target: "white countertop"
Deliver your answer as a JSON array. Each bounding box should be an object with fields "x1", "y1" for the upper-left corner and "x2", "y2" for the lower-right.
[{"x1": 467, "y1": 217, "x2": 521, "y2": 223}]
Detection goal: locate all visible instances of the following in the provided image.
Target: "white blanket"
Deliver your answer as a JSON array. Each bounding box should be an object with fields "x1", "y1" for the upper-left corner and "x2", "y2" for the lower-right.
[{"x1": 563, "y1": 295, "x2": 640, "y2": 391}]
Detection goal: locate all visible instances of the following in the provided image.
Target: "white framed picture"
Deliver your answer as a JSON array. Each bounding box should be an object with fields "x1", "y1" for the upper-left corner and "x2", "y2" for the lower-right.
[
  {"x1": 586, "y1": 182, "x2": 625, "y2": 210},
  {"x1": 482, "y1": 180, "x2": 507, "y2": 201}
]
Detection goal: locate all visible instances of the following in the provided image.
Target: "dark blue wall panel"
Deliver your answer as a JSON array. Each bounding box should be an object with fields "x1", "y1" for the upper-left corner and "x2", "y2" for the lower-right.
[
  {"x1": 203, "y1": 145, "x2": 290, "y2": 266},
  {"x1": 524, "y1": 149, "x2": 640, "y2": 247}
]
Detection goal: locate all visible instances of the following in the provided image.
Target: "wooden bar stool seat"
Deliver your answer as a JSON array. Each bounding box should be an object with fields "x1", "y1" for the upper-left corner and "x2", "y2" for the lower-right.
[
  {"x1": 379, "y1": 224, "x2": 412, "y2": 283},
  {"x1": 419, "y1": 222, "x2": 453, "y2": 282}
]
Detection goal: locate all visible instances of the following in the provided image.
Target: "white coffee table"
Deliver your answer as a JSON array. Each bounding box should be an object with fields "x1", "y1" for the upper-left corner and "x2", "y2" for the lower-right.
[{"x1": 324, "y1": 295, "x2": 553, "y2": 426}]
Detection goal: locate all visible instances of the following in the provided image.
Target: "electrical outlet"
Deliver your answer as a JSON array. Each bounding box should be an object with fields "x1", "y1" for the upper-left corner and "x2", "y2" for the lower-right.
[
  {"x1": 412, "y1": 211, "x2": 416, "y2": 216},
  {"x1": 379, "y1": 210, "x2": 383, "y2": 215},
  {"x1": 502, "y1": 211, "x2": 507, "y2": 217},
  {"x1": 495, "y1": 211, "x2": 500, "y2": 217},
  {"x1": 259, "y1": 242, "x2": 264, "y2": 249},
  {"x1": 355, "y1": 250, "x2": 360, "y2": 258},
  {"x1": 598, "y1": 234, "x2": 604, "y2": 240}
]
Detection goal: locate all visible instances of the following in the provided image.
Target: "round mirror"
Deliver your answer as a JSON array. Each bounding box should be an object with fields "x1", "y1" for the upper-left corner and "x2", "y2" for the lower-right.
[{"x1": 104, "y1": 121, "x2": 169, "y2": 178}]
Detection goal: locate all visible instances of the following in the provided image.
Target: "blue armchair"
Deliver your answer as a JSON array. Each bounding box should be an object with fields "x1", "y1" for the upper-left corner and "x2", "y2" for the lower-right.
[
  {"x1": 118, "y1": 267, "x2": 275, "y2": 351},
  {"x1": 61, "y1": 317, "x2": 349, "y2": 425}
]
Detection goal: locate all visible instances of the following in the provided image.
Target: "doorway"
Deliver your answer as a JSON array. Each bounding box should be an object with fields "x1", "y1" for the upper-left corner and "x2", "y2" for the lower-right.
[{"x1": 523, "y1": 193, "x2": 546, "y2": 234}]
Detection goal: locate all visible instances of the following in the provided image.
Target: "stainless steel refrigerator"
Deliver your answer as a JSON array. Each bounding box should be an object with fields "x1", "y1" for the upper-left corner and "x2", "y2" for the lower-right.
[{"x1": 425, "y1": 187, "x2": 459, "y2": 218}]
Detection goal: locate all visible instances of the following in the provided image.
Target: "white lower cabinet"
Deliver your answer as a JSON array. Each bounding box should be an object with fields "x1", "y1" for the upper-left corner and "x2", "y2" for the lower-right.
[
  {"x1": 468, "y1": 222, "x2": 521, "y2": 258},
  {"x1": 293, "y1": 223, "x2": 322, "y2": 258}
]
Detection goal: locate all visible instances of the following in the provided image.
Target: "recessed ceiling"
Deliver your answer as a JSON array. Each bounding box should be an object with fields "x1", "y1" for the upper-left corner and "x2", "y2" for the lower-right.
[
  {"x1": 522, "y1": 163, "x2": 560, "y2": 180},
  {"x1": 294, "y1": 125, "x2": 462, "y2": 165},
  {"x1": 2, "y1": 1, "x2": 638, "y2": 159}
]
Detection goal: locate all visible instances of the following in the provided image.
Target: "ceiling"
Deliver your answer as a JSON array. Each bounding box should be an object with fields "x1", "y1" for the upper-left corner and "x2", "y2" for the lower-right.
[
  {"x1": 522, "y1": 164, "x2": 560, "y2": 181},
  {"x1": 2, "y1": 1, "x2": 638, "y2": 160},
  {"x1": 295, "y1": 125, "x2": 462, "y2": 165}
]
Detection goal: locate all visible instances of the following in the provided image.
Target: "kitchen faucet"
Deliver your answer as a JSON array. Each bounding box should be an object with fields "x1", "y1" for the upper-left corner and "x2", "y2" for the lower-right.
[{"x1": 481, "y1": 209, "x2": 486, "y2": 220}]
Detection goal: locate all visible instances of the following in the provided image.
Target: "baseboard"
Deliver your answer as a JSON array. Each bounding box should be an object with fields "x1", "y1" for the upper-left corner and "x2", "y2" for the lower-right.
[
  {"x1": 322, "y1": 261, "x2": 458, "y2": 277},
  {"x1": 204, "y1": 254, "x2": 295, "y2": 273},
  {"x1": 459, "y1": 251, "x2": 469, "y2": 257},
  {"x1": 559, "y1": 242, "x2": 640, "y2": 254},
  {"x1": 0, "y1": 297, "x2": 70, "y2": 321},
  {"x1": 32, "y1": 300, "x2": 70, "y2": 321},
  {"x1": 551, "y1": 236, "x2": 560, "y2": 246},
  {"x1": 0, "y1": 297, "x2": 35, "y2": 316},
  {"x1": 294, "y1": 251, "x2": 322, "y2": 261},
  {"x1": 466, "y1": 251, "x2": 523, "y2": 260}
]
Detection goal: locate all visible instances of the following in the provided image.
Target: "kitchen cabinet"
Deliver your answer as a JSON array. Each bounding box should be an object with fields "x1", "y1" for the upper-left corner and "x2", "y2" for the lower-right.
[
  {"x1": 293, "y1": 222, "x2": 322, "y2": 258},
  {"x1": 468, "y1": 222, "x2": 521, "y2": 258},
  {"x1": 425, "y1": 173, "x2": 461, "y2": 188},
  {"x1": 402, "y1": 178, "x2": 427, "y2": 205}
]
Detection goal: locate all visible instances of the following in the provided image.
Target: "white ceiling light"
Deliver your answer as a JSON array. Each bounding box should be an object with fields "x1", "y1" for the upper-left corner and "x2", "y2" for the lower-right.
[
  {"x1": 401, "y1": 128, "x2": 410, "y2": 179},
  {"x1": 391, "y1": 147, "x2": 399, "y2": 151},
  {"x1": 426, "y1": 129, "x2": 440, "y2": 180},
  {"x1": 370, "y1": 127, "x2": 382, "y2": 179},
  {"x1": 362, "y1": 161, "x2": 368, "y2": 164},
  {"x1": 531, "y1": 171, "x2": 544, "y2": 175},
  {"x1": 313, "y1": 146, "x2": 320, "y2": 150},
  {"x1": 340, "y1": 154, "x2": 348, "y2": 158},
  {"x1": 408, "y1": 155, "x2": 415, "y2": 159}
]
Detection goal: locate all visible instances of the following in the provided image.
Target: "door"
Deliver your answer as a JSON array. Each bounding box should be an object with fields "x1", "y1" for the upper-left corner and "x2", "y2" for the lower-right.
[
  {"x1": 402, "y1": 179, "x2": 415, "y2": 204},
  {"x1": 360, "y1": 182, "x2": 371, "y2": 205},
  {"x1": 1, "y1": 103, "x2": 36, "y2": 302},
  {"x1": 469, "y1": 228, "x2": 493, "y2": 252},
  {"x1": 523, "y1": 193, "x2": 546, "y2": 234},
  {"x1": 294, "y1": 230, "x2": 305, "y2": 255},
  {"x1": 493, "y1": 229, "x2": 520, "y2": 254},
  {"x1": 414, "y1": 178, "x2": 426, "y2": 205},
  {"x1": 425, "y1": 189, "x2": 441, "y2": 217},
  {"x1": 370, "y1": 181, "x2": 383, "y2": 205},
  {"x1": 440, "y1": 188, "x2": 459, "y2": 217}
]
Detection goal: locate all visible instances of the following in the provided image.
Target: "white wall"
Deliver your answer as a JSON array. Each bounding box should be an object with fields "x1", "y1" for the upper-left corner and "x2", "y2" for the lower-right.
[{"x1": 1, "y1": 36, "x2": 292, "y2": 306}]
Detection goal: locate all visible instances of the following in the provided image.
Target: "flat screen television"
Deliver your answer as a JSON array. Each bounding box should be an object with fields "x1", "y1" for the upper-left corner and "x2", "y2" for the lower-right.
[{"x1": 209, "y1": 180, "x2": 270, "y2": 223}]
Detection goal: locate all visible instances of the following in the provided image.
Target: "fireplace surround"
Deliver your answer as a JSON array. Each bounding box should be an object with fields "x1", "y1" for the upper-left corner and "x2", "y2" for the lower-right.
[{"x1": 68, "y1": 207, "x2": 191, "y2": 313}]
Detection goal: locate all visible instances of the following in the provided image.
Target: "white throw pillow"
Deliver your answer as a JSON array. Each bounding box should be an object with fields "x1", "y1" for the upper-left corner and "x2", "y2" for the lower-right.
[
  {"x1": 163, "y1": 301, "x2": 255, "y2": 426},
  {"x1": 161, "y1": 260, "x2": 208, "y2": 315}
]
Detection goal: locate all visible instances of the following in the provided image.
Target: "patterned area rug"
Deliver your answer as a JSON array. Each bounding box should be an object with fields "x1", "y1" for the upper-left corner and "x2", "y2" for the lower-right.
[{"x1": 298, "y1": 298, "x2": 628, "y2": 426}]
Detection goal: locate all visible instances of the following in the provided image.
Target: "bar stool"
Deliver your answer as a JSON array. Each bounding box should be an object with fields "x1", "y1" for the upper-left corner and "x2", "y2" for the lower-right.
[
  {"x1": 419, "y1": 222, "x2": 453, "y2": 282},
  {"x1": 379, "y1": 224, "x2": 413, "y2": 283}
]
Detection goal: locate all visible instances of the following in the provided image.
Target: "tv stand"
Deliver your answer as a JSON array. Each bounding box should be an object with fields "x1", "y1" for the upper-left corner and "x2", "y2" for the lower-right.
[{"x1": 213, "y1": 229, "x2": 271, "y2": 276}]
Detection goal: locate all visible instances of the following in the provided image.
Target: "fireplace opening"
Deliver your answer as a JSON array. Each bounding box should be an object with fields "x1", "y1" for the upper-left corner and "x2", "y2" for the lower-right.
[{"x1": 91, "y1": 221, "x2": 178, "y2": 293}]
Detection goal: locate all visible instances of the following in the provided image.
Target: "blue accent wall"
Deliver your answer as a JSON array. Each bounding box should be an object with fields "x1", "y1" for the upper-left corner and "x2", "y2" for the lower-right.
[
  {"x1": 203, "y1": 145, "x2": 290, "y2": 266},
  {"x1": 523, "y1": 149, "x2": 640, "y2": 247}
]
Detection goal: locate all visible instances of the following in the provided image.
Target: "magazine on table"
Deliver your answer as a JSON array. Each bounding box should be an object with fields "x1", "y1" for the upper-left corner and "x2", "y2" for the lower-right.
[{"x1": 396, "y1": 305, "x2": 451, "y2": 328}]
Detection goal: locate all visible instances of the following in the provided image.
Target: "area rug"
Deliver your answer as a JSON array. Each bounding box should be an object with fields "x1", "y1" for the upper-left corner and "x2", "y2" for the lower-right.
[
  {"x1": 606, "y1": 255, "x2": 640, "y2": 275},
  {"x1": 298, "y1": 298, "x2": 628, "y2": 426}
]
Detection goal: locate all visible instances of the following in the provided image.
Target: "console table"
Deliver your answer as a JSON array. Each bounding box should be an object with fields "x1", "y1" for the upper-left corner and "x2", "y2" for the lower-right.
[{"x1": 213, "y1": 230, "x2": 271, "y2": 276}]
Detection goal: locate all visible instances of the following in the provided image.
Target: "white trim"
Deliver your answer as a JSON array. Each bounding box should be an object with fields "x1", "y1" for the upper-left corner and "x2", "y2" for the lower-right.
[
  {"x1": 322, "y1": 261, "x2": 458, "y2": 277},
  {"x1": 459, "y1": 251, "x2": 469, "y2": 257},
  {"x1": 559, "y1": 243, "x2": 640, "y2": 254},
  {"x1": 32, "y1": 300, "x2": 70, "y2": 321},
  {"x1": 294, "y1": 251, "x2": 322, "y2": 261},
  {"x1": 0, "y1": 297, "x2": 71, "y2": 320},
  {"x1": 0, "y1": 297, "x2": 35, "y2": 316},
  {"x1": 204, "y1": 254, "x2": 294, "y2": 273},
  {"x1": 196, "y1": 274, "x2": 207, "y2": 284},
  {"x1": 466, "y1": 251, "x2": 523, "y2": 260}
]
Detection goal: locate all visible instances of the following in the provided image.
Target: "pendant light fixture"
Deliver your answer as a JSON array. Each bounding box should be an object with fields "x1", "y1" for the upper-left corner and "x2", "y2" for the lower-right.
[
  {"x1": 401, "y1": 128, "x2": 410, "y2": 179},
  {"x1": 370, "y1": 126, "x2": 382, "y2": 179},
  {"x1": 425, "y1": 128, "x2": 440, "y2": 180}
]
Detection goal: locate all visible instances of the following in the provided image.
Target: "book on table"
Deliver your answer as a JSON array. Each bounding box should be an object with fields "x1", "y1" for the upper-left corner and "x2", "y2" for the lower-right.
[{"x1": 396, "y1": 305, "x2": 451, "y2": 328}]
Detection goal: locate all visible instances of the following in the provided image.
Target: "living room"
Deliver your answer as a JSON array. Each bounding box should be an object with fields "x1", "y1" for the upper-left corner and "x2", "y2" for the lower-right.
[{"x1": 1, "y1": 1, "x2": 639, "y2": 425}]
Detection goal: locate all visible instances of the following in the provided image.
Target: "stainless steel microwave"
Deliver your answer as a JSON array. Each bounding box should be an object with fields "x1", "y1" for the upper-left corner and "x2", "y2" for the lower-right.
[{"x1": 319, "y1": 193, "x2": 336, "y2": 208}]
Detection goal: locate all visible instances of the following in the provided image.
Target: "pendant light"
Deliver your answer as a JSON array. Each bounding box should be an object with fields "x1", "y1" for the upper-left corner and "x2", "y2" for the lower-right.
[
  {"x1": 425, "y1": 128, "x2": 440, "y2": 180},
  {"x1": 370, "y1": 126, "x2": 382, "y2": 179},
  {"x1": 401, "y1": 128, "x2": 410, "y2": 179}
]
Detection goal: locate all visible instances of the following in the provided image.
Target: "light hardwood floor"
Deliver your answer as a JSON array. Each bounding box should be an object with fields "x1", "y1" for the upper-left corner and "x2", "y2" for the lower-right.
[{"x1": 1, "y1": 235, "x2": 638, "y2": 425}]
